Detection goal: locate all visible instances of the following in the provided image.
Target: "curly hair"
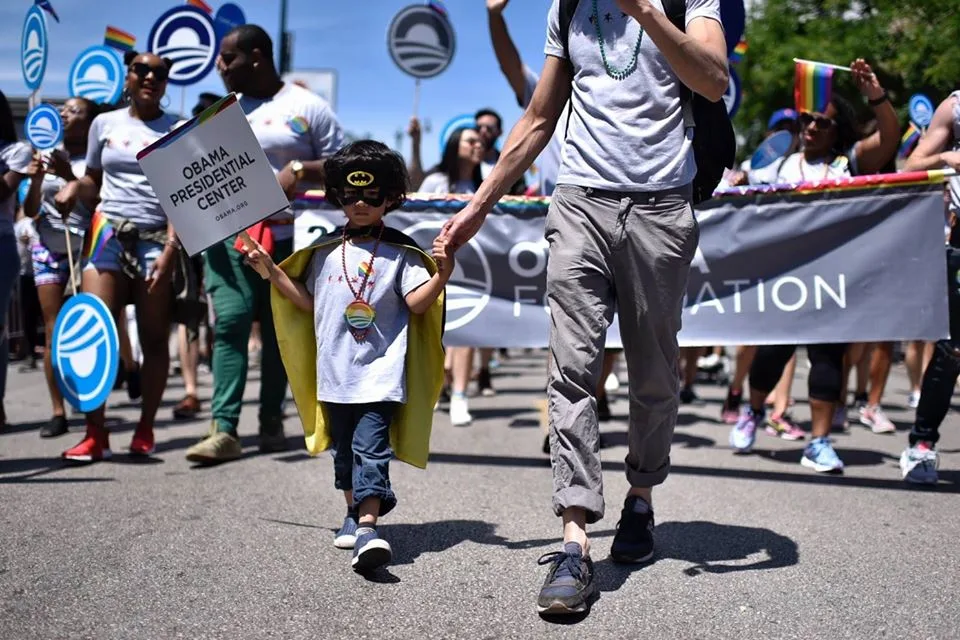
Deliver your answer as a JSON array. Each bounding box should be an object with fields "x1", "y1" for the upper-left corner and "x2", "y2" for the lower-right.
[
  {"x1": 828, "y1": 94, "x2": 861, "y2": 158},
  {"x1": 324, "y1": 140, "x2": 409, "y2": 213}
]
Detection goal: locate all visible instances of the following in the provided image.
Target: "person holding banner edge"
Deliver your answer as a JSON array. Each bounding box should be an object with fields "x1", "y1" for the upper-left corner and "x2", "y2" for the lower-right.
[
  {"x1": 441, "y1": 0, "x2": 728, "y2": 615},
  {"x1": 896, "y1": 90, "x2": 960, "y2": 484},
  {"x1": 21, "y1": 97, "x2": 100, "y2": 439},
  {"x1": 55, "y1": 51, "x2": 182, "y2": 461},
  {"x1": 184, "y1": 25, "x2": 344, "y2": 464}
]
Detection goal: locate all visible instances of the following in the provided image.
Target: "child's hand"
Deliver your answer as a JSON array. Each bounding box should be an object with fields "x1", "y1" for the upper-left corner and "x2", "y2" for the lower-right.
[
  {"x1": 432, "y1": 237, "x2": 455, "y2": 279},
  {"x1": 238, "y1": 232, "x2": 274, "y2": 279}
]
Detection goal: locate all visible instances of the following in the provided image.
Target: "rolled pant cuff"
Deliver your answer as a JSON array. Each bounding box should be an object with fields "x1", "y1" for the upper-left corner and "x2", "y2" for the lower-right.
[
  {"x1": 552, "y1": 486, "x2": 605, "y2": 525},
  {"x1": 353, "y1": 488, "x2": 397, "y2": 518},
  {"x1": 625, "y1": 457, "x2": 671, "y2": 488}
]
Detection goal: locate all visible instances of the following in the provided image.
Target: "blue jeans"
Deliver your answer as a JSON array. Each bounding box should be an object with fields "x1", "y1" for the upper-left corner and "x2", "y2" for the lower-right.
[
  {"x1": 325, "y1": 401, "x2": 399, "y2": 517},
  {"x1": 0, "y1": 233, "x2": 20, "y2": 408}
]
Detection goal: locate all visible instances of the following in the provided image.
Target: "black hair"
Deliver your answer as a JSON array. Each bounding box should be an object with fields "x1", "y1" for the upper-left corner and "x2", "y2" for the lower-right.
[
  {"x1": 69, "y1": 97, "x2": 101, "y2": 123},
  {"x1": 123, "y1": 50, "x2": 174, "y2": 70},
  {"x1": 828, "y1": 94, "x2": 861, "y2": 158},
  {"x1": 324, "y1": 140, "x2": 409, "y2": 213},
  {"x1": 228, "y1": 24, "x2": 274, "y2": 61},
  {"x1": 0, "y1": 89, "x2": 17, "y2": 143},
  {"x1": 193, "y1": 92, "x2": 223, "y2": 116},
  {"x1": 474, "y1": 108, "x2": 502, "y2": 131},
  {"x1": 427, "y1": 127, "x2": 483, "y2": 191}
]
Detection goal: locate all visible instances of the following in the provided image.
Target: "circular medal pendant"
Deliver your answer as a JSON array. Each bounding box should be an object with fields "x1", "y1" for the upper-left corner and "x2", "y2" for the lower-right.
[{"x1": 344, "y1": 300, "x2": 376, "y2": 330}]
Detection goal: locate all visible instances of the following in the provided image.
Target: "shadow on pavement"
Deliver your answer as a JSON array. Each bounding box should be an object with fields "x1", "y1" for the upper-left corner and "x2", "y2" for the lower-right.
[
  {"x1": 754, "y1": 447, "x2": 899, "y2": 468},
  {"x1": 600, "y1": 430, "x2": 716, "y2": 450},
  {"x1": 0, "y1": 455, "x2": 116, "y2": 484}
]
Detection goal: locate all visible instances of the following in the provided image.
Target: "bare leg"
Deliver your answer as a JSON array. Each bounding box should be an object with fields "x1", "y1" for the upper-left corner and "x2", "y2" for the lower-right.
[
  {"x1": 79, "y1": 268, "x2": 129, "y2": 433},
  {"x1": 132, "y1": 274, "x2": 173, "y2": 431},
  {"x1": 771, "y1": 354, "x2": 796, "y2": 417},
  {"x1": 450, "y1": 347, "x2": 474, "y2": 394},
  {"x1": 36, "y1": 283, "x2": 65, "y2": 417},
  {"x1": 868, "y1": 342, "x2": 894, "y2": 406},
  {"x1": 357, "y1": 496, "x2": 381, "y2": 527},
  {"x1": 178, "y1": 324, "x2": 199, "y2": 398}
]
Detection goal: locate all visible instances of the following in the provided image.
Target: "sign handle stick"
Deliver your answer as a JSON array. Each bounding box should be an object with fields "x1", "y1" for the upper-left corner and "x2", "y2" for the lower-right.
[
  {"x1": 63, "y1": 225, "x2": 78, "y2": 297},
  {"x1": 413, "y1": 78, "x2": 421, "y2": 118}
]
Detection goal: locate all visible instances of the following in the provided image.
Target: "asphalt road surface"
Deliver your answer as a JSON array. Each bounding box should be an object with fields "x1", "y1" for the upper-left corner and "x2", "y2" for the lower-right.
[{"x1": 2, "y1": 350, "x2": 959, "y2": 639}]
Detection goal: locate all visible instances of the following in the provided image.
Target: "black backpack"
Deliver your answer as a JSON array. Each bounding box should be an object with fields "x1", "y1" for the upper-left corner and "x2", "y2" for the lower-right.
[{"x1": 558, "y1": 0, "x2": 736, "y2": 204}]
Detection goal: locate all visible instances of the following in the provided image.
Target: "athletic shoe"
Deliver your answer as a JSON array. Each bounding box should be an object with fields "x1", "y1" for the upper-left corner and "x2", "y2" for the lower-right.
[
  {"x1": 859, "y1": 404, "x2": 896, "y2": 434},
  {"x1": 62, "y1": 433, "x2": 112, "y2": 463},
  {"x1": 536, "y1": 542, "x2": 596, "y2": 615},
  {"x1": 39, "y1": 415, "x2": 69, "y2": 438},
  {"x1": 831, "y1": 406, "x2": 849, "y2": 433},
  {"x1": 900, "y1": 442, "x2": 938, "y2": 484},
  {"x1": 679, "y1": 386, "x2": 699, "y2": 405},
  {"x1": 801, "y1": 437, "x2": 844, "y2": 473},
  {"x1": 610, "y1": 496, "x2": 655, "y2": 563},
  {"x1": 334, "y1": 510, "x2": 359, "y2": 549},
  {"x1": 258, "y1": 416, "x2": 287, "y2": 453},
  {"x1": 477, "y1": 368, "x2": 496, "y2": 397},
  {"x1": 907, "y1": 390, "x2": 921, "y2": 409},
  {"x1": 129, "y1": 424, "x2": 155, "y2": 456},
  {"x1": 449, "y1": 394, "x2": 472, "y2": 426},
  {"x1": 721, "y1": 389, "x2": 742, "y2": 424},
  {"x1": 597, "y1": 393, "x2": 612, "y2": 422},
  {"x1": 185, "y1": 431, "x2": 242, "y2": 464},
  {"x1": 352, "y1": 528, "x2": 392, "y2": 572},
  {"x1": 765, "y1": 413, "x2": 805, "y2": 440},
  {"x1": 729, "y1": 408, "x2": 760, "y2": 453}
]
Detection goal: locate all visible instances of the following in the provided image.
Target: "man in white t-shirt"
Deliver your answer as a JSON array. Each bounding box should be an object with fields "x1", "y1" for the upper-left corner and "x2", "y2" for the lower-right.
[
  {"x1": 444, "y1": 0, "x2": 726, "y2": 614},
  {"x1": 186, "y1": 24, "x2": 344, "y2": 465}
]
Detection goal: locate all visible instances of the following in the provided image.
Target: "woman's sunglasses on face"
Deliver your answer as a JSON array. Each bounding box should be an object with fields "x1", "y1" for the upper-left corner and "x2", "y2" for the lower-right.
[
  {"x1": 798, "y1": 112, "x2": 835, "y2": 130},
  {"x1": 130, "y1": 62, "x2": 169, "y2": 83}
]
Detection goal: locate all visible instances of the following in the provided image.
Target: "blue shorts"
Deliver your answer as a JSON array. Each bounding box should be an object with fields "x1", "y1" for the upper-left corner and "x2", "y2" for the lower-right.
[
  {"x1": 83, "y1": 236, "x2": 163, "y2": 278},
  {"x1": 31, "y1": 242, "x2": 71, "y2": 287}
]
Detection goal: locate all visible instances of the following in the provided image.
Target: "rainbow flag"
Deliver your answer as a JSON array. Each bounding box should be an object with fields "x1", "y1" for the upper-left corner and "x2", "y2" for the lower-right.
[
  {"x1": 898, "y1": 122, "x2": 922, "y2": 159},
  {"x1": 186, "y1": 0, "x2": 213, "y2": 14},
  {"x1": 794, "y1": 61, "x2": 833, "y2": 114},
  {"x1": 104, "y1": 26, "x2": 136, "y2": 52},
  {"x1": 427, "y1": 0, "x2": 447, "y2": 17},
  {"x1": 730, "y1": 39, "x2": 748, "y2": 64},
  {"x1": 82, "y1": 211, "x2": 114, "y2": 262}
]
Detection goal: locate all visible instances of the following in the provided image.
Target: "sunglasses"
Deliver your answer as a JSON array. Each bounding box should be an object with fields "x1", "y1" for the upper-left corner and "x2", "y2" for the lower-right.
[
  {"x1": 130, "y1": 62, "x2": 169, "y2": 83},
  {"x1": 339, "y1": 187, "x2": 386, "y2": 208},
  {"x1": 798, "y1": 113, "x2": 835, "y2": 130}
]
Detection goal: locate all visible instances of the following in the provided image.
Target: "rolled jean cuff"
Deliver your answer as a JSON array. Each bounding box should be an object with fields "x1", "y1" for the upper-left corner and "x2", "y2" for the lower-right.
[
  {"x1": 625, "y1": 457, "x2": 671, "y2": 488},
  {"x1": 353, "y1": 487, "x2": 397, "y2": 518},
  {"x1": 552, "y1": 486, "x2": 605, "y2": 525}
]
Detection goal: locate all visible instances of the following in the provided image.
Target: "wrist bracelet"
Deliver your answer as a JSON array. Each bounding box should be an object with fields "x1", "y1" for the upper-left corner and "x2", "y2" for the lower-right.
[{"x1": 868, "y1": 93, "x2": 888, "y2": 106}]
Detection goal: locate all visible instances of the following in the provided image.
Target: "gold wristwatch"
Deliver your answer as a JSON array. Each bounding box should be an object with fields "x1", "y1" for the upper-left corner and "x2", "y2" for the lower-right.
[{"x1": 290, "y1": 160, "x2": 305, "y2": 180}]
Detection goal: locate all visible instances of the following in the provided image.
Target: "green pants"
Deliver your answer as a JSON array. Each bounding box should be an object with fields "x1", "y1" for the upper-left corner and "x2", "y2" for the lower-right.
[{"x1": 205, "y1": 236, "x2": 294, "y2": 433}]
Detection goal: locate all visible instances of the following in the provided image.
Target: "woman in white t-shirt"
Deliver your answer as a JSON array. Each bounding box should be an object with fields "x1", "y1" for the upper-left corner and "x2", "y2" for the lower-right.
[
  {"x1": 56, "y1": 51, "x2": 181, "y2": 462},
  {"x1": 418, "y1": 127, "x2": 485, "y2": 426},
  {"x1": 0, "y1": 90, "x2": 35, "y2": 430},
  {"x1": 22, "y1": 97, "x2": 99, "y2": 439}
]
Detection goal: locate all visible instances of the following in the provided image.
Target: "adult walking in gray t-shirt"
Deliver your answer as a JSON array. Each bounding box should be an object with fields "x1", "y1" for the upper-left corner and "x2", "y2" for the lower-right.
[{"x1": 441, "y1": 0, "x2": 726, "y2": 615}]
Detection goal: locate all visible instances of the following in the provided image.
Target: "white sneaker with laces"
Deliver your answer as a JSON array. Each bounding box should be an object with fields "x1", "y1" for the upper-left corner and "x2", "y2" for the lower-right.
[
  {"x1": 859, "y1": 404, "x2": 896, "y2": 434},
  {"x1": 449, "y1": 395, "x2": 472, "y2": 426},
  {"x1": 907, "y1": 390, "x2": 921, "y2": 409},
  {"x1": 900, "y1": 445, "x2": 938, "y2": 484}
]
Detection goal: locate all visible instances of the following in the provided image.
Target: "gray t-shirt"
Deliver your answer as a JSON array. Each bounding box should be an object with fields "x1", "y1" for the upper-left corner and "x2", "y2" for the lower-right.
[
  {"x1": 239, "y1": 83, "x2": 344, "y2": 240},
  {"x1": 85, "y1": 108, "x2": 180, "y2": 231},
  {"x1": 305, "y1": 238, "x2": 431, "y2": 404},
  {"x1": 544, "y1": 0, "x2": 722, "y2": 191},
  {"x1": 37, "y1": 154, "x2": 91, "y2": 254},
  {"x1": 0, "y1": 142, "x2": 33, "y2": 235},
  {"x1": 948, "y1": 90, "x2": 960, "y2": 214}
]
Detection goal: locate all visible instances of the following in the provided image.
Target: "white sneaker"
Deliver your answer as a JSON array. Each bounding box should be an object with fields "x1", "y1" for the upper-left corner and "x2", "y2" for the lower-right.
[
  {"x1": 900, "y1": 444, "x2": 938, "y2": 484},
  {"x1": 859, "y1": 404, "x2": 896, "y2": 434},
  {"x1": 907, "y1": 390, "x2": 921, "y2": 409},
  {"x1": 604, "y1": 373, "x2": 620, "y2": 393},
  {"x1": 449, "y1": 395, "x2": 472, "y2": 426}
]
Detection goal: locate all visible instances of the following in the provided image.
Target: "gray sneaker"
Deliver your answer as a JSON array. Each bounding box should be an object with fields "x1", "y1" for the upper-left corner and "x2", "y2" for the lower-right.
[
  {"x1": 900, "y1": 444, "x2": 938, "y2": 484},
  {"x1": 536, "y1": 542, "x2": 596, "y2": 615},
  {"x1": 185, "y1": 431, "x2": 242, "y2": 465}
]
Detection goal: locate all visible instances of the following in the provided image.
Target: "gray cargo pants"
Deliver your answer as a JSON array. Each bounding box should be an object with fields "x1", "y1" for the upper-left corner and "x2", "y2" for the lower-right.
[{"x1": 545, "y1": 184, "x2": 699, "y2": 524}]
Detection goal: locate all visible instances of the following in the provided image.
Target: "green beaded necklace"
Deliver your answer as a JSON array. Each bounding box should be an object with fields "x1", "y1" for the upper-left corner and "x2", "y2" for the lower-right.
[{"x1": 592, "y1": 0, "x2": 644, "y2": 80}]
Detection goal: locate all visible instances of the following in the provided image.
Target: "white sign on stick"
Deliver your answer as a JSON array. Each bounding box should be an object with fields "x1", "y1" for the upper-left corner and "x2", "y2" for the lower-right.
[{"x1": 137, "y1": 93, "x2": 289, "y2": 256}]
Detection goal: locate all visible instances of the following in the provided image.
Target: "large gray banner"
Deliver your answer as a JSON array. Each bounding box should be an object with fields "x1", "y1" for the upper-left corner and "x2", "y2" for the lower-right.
[{"x1": 293, "y1": 184, "x2": 949, "y2": 347}]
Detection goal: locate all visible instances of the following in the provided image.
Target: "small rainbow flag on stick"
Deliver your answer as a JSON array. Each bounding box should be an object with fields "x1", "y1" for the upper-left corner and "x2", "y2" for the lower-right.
[
  {"x1": 186, "y1": 0, "x2": 213, "y2": 14},
  {"x1": 104, "y1": 26, "x2": 136, "y2": 52},
  {"x1": 730, "y1": 39, "x2": 748, "y2": 64},
  {"x1": 898, "y1": 122, "x2": 922, "y2": 159},
  {"x1": 794, "y1": 60, "x2": 835, "y2": 113},
  {"x1": 82, "y1": 211, "x2": 115, "y2": 262}
]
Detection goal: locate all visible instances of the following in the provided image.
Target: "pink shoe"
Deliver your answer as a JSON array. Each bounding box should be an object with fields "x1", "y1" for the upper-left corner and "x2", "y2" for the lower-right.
[{"x1": 765, "y1": 413, "x2": 805, "y2": 440}]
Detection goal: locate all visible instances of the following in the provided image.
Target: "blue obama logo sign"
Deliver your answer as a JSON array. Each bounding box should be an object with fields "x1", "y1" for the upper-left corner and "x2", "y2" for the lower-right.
[
  {"x1": 68, "y1": 45, "x2": 124, "y2": 105},
  {"x1": 402, "y1": 220, "x2": 492, "y2": 331},
  {"x1": 51, "y1": 293, "x2": 120, "y2": 412},
  {"x1": 20, "y1": 5, "x2": 48, "y2": 91},
  {"x1": 25, "y1": 104, "x2": 63, "y2": 151},
  {"x1": 148, "y1": 6, "x2": 218, "y2": 86}
]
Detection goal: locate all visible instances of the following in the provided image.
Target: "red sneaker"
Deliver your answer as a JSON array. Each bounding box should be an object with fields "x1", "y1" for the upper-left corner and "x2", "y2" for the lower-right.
[
  {"x1": 129, "y1": 424, "x2": 155, "y2": 456},
  {"x1": 62, "y1": 434, "x2": 112, "y2": 463}
]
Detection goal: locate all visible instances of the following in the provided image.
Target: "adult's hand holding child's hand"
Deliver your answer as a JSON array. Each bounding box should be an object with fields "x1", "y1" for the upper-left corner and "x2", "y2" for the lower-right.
[{"x1": 432, "y1": 236, "x2": 455, "y2": 280}]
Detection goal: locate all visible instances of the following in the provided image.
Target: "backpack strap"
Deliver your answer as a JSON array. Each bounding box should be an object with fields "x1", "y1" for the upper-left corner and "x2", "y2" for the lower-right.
[{"x1": 559, "y1": 0, "x2": 580, "y2": 60}]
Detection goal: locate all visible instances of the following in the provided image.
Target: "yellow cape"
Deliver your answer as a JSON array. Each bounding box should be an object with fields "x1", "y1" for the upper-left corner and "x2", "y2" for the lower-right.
[{"x1": 271, "y1": 233, "x2": 445, "y2": 469}]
